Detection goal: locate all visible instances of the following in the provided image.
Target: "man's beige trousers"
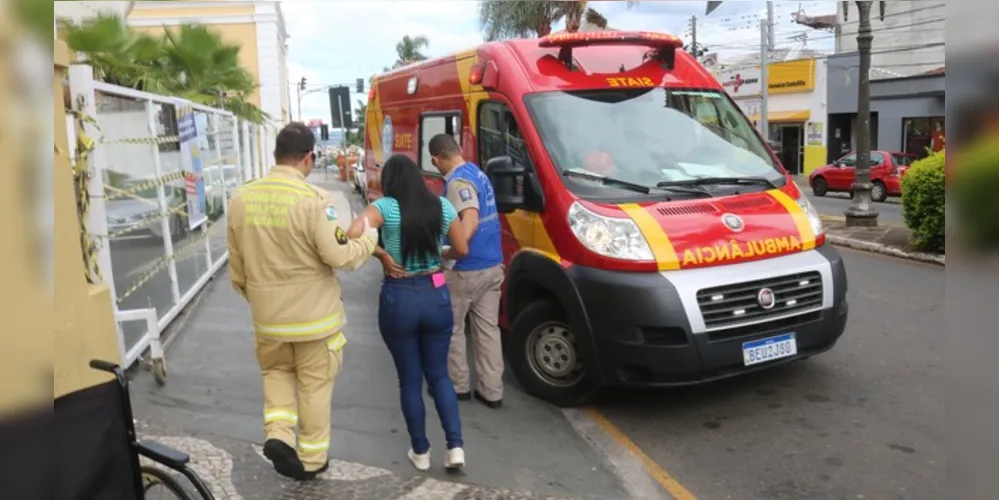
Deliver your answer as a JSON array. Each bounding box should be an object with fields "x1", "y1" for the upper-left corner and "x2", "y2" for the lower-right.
[
  {"x1": 446, "y1": 266, "x2": 505, "y2": 401},
  {"x1": 255, "y1": 334, "x2": 344, "y2": 472}
]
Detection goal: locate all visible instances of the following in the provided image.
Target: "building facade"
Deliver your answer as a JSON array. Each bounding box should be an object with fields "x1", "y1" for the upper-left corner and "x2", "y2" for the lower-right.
[
  {"x1": 826, "y1": 52, "x2": 945, "y2": 163},
  {"x1": 126, "y1": 0, "x2": 291, "y2": 125},
  {"x1": 835, "y1": 1, "x2": 945, "y2": 79},
  {"x1": 716, "y1": 58, "x2": 828, "y2": 176}
]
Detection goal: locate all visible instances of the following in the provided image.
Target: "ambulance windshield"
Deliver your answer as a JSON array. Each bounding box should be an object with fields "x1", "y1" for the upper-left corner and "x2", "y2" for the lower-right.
[{"x1": 525, "y1": 88, "x2": 784, "y2": 196}]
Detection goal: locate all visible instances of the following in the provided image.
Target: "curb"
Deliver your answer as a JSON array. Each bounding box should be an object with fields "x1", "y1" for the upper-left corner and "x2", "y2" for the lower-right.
[{"x1": 826, "y1": 234, "x2": 945, "y2": 266}]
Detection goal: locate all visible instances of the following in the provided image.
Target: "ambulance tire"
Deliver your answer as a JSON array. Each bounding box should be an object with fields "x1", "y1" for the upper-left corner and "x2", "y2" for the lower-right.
[{"x1": 509, "y1": 299, "x2": 599, "y2": 408}]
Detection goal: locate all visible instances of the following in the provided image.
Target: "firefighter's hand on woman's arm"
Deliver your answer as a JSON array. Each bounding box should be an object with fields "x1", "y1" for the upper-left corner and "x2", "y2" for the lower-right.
[
  {"x1": 312, "y1": 197, "x2": 377, "y2": 271},
  {"x1": 347, "y1": 205, "x2": 407, "y2": 278}
]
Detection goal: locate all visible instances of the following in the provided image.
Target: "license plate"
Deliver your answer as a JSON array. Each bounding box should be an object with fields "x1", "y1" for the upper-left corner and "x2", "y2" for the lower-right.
[{"x1": 742, "y1": 333, "x2": 798, "y2": 367}]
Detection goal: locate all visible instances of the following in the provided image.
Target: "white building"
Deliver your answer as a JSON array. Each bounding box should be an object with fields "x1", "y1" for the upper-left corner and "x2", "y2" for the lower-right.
[{"x1": 835, "y1": 1, "x2": 945, "y2": 78}]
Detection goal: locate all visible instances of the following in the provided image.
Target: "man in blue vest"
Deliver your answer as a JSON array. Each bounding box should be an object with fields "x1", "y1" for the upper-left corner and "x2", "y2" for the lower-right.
[{"x1": 429, "y1": 134, "x2": 505, "y2": 409}]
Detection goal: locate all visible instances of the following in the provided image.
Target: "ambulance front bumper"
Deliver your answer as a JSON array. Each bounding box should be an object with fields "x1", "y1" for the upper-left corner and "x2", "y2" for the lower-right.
[{"x1": 569, "y1": 244, "x2": 848, "y2": 387}]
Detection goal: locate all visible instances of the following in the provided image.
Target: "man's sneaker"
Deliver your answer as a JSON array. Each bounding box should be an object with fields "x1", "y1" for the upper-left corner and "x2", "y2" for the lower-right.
[
  {"x1": 444, "y1": 447, "x2": 465, "y2": 470},
  {"x1": 474, "y1": 391, "x2": 502, "y2": 409},
  {"x1": 262, "y1": 439, "x2": 306, "y2": 480},
  {"x1": 408, "y1": 448, "x2": 431, "y2": 471}
]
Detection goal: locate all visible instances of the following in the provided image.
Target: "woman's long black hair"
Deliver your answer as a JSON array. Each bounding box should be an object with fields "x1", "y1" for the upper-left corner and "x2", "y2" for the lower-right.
[{"x1": 381, "y1": 154, "x2": 443, "y2": 269}]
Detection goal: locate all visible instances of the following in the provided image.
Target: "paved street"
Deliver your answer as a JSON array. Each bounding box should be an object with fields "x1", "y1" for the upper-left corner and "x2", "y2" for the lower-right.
[
  {"x1": 593, "y1": 248, "x2": 943, "y2": 500},
  {"x1": 126, "y1": 179, "x2": 941, "y2": 499},
  {"x1": 794, "y1": 176, "x2": 905, "y2": 226}
]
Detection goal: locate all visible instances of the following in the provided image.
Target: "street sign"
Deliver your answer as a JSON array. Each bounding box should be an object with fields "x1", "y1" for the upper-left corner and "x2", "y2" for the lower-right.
[{"x1": 328, "y1": 86, "x2": 353, "y2": 129}]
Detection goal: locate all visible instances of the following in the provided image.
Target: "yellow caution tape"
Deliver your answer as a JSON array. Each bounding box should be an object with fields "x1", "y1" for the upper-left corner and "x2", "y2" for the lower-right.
[
  {"x1": 95, "y1": 202, "x2": 190, "y2": 240},
  {"x1": 103, "y1": 170, "x2": 191, "y2": 201},
  {"x1": 102, "y1": 135, "x2": 180, "y2": 146},
  {"x1": 116, "y1": 220, "x2": 225, "y2": 304}
]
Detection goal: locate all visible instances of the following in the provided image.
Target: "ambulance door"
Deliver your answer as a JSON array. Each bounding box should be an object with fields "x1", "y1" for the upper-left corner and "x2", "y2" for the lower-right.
[
  {"x1": 477, "y1": 100, "x2": 539, "y2": 265},
  {"x1": 417, "y1": 111, "x2": 463, "y2": 197}
]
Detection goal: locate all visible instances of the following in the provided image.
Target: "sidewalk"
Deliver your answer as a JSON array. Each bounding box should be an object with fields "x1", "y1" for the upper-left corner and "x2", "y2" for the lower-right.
[
  {"x1": 128, "y1": 178, "x2": 633, "y2": 500},
  {"x1": 820, "y1": 215, "x2": 945, "y2": 265}
]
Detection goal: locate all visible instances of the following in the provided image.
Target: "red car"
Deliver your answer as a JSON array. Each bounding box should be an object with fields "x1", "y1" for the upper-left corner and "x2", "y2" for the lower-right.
[{"x1": 809, "y1": 151, "x2": 916, "y2": 202}]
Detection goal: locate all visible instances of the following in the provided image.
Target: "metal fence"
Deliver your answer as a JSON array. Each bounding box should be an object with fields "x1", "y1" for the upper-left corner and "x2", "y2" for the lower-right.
[{"x1": 68, "y1": 64, "x2": 278, "y2": 373}]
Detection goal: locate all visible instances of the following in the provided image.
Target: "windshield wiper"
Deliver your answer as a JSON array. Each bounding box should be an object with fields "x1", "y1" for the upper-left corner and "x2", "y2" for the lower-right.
[
  {"x1": 563, "y1": 169, "x2": 651, "y2": 194},
  {"x1": 659, "y1": 176, "x2": 778, "y2": 189},
  {"x1": 564, "y1": 169, "x2": 712, "y2": 197}
]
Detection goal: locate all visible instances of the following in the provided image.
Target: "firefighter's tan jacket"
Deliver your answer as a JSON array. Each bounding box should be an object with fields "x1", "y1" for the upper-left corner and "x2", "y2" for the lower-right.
[{"x1": 227, "y1": 166, "x2": 376, "y2": 343}]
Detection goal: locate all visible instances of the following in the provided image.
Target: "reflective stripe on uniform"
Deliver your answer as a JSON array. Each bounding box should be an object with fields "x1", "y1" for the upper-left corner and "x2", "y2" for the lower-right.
[
  {"x1": 241, "y1": 182, "x2": 311, "y2": 197},
  {"x1": 327, "y1": 332, "x2": 347, "y2": 352},
  {"x1": 297, "y1": 439, "x2": 330, "y2": 452},
  {"x1": 264, "y1": 409, "x2": 298, "y2": 424},
  {"x1": 254, "y1": 312, "x2": 344, "y2": 337}
]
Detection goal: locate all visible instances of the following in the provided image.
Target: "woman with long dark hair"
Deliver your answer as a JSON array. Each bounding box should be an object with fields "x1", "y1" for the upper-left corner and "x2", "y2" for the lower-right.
[{"x1": 346, "y1": 154, "x2": 469, "y2": 471}]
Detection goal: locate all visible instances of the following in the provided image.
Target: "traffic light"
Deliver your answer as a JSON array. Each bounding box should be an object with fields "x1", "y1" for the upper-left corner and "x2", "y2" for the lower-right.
[
  {"x1": 320, "y1": 124, "x2": 329, "y2": 141},
  {"x1": 298, "y1": 77, "x2": 307, "y2": 91},
  {"x1": 356, "y1": 78, "x2": 364, "y2": 94}
]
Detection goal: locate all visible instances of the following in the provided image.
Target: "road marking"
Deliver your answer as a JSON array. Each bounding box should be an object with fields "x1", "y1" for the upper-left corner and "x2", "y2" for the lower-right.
[{"x1": 574, "y1": 408, "x2": 697, "y2": 500}]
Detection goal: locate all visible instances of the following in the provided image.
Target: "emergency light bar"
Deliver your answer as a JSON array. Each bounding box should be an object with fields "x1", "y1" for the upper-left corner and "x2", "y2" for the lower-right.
[{"x1": 539, "y1": 31, "x2": 684, "y2": 70}]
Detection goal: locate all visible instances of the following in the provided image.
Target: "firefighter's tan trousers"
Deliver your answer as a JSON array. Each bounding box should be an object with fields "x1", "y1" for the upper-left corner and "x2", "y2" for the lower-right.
[
  {"x1": 446, "y1": 265, "x2": 505, "y2": 401},
  {"x1": 254, "y1": 334, "x2": 344, "y2": 472}
]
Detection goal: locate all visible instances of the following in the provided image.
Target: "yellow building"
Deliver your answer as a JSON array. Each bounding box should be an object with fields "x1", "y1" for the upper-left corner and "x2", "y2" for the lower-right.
[{"x1": 126, "y1": 1, "x2": 291, "y2": 124}]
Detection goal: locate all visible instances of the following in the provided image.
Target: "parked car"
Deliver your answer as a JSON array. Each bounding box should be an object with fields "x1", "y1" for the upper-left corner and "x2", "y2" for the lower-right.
[
  {"x1": 808, "y1": 150, "x2": 916, "y2": 202},
  {"x1": 106, "y1": 182, "x2": 187, "y2": 241}
]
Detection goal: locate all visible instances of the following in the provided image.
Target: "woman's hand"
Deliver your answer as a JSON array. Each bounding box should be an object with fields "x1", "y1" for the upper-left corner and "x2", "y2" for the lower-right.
[{"x1": 378, "y1": 252, "x2": 407, "y2": 279}]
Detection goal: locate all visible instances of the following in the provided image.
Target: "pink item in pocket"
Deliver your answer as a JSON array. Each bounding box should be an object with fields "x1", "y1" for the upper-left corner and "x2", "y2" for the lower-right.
[{"x1": 431, "y1": 272, "x2": 446, "y2": 288}]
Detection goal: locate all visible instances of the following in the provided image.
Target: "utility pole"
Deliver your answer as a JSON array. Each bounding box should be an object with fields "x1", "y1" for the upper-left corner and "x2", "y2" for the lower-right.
[
  {"x1": 690, "y1": 15, "x2": 698, "y2": 62},
  {"x1": 758, "y1": 2, "x2": 775, "y2": 143},
  {"x1": 844, "y1": 0, "x2": 880, "y2": 227},
  {"x1": 759, "y1": 18, "x2": 769, "y2": 142}
]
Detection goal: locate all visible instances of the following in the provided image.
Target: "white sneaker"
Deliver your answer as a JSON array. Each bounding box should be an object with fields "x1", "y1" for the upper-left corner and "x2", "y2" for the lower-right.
[
  {"x1": 407, "y1": 449, "x2": 430, "y2": 471},
  {"x1": 444, "y1": 447, "x2": 465, "y2": 469}
]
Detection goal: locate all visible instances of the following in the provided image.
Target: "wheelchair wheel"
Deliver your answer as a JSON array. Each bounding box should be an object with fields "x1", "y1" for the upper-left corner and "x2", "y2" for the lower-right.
[{"x1": 141, "y1": 466, "x2": 193, "y2": 500}]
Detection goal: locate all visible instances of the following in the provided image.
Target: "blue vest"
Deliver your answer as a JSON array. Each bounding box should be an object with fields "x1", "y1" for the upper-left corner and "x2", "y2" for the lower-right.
[{"x1": 447, "y1": 163, "x2": 503, "y2": 271}]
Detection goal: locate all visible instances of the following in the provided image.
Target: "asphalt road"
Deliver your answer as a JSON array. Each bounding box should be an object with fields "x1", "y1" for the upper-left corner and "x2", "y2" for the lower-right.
[
  {"x1": 793, "y1": 176, "x2": 904, "y2": 226},
  {"x1": 594, "y1": 248, "x2": 943, "y2": 500}
]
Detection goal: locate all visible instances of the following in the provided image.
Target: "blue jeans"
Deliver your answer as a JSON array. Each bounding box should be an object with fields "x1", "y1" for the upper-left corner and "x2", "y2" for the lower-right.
[{"x1": 378, "y1": 274, "x2": 463, "y2": 453}]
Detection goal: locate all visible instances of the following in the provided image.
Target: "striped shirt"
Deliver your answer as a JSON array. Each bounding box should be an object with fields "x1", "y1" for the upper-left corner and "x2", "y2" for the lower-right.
[{"x1": 371, "y1": 196, "x2": 458, "y2": 274}]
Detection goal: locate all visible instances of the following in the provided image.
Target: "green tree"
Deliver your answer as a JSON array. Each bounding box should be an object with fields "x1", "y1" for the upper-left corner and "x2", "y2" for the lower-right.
[
  {"x1": 62, "y1": 13, "x2": 269, "y2": 124},
  {"x1": 353, "y1": 99, "x2": 367, "y2": 146},
  {"x1": 393, "y1": 35, "x2": 430, "y2": 68},
  {"x1": 478, "y1": 0, "x2": 635, "y2": 41}
]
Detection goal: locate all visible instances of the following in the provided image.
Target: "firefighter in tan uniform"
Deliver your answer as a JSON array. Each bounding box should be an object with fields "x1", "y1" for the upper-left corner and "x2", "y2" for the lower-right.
[{"x1": 227, "y1": 123, "x2": 378, "y2": 481}]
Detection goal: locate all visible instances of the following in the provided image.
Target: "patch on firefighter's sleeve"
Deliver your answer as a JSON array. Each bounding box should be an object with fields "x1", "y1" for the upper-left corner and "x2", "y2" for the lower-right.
[
  {"x1": 335, "y1": 226, "x2": 348, "y2": 245},
  {"x1": 459, "y1": 187, "x2": 473, "y2": 202},
  {"x1": 325, "y1": 206, "x2": 338, "y2": 221}
]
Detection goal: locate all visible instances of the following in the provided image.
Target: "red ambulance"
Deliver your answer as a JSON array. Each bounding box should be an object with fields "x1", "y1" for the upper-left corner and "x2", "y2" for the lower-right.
[{"x1": 364, "y1": 31, "x2": 848, "y2": 407}]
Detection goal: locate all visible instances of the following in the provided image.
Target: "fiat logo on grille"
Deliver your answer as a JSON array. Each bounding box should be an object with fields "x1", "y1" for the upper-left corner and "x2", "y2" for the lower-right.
[
  {"x1": 721, "y1": 213, "x2": 744, "y2": 232},
  {"x1": 757, "y1": 288, "x2": 776, "y2": 310}
]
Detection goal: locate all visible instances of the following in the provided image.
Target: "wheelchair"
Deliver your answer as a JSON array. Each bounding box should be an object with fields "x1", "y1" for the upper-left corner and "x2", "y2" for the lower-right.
[{"x1": 89, "y1": 360, "x2": 216, "y2": 500}]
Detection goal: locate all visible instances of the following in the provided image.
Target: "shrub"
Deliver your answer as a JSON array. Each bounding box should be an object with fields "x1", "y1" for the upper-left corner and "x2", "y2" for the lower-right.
[
  {"x1": 901, "y1": 150, "x2": 946, "y2": 253},
  {"x1": 951, "y1": 138, "x2": 999, "y2": 251}
]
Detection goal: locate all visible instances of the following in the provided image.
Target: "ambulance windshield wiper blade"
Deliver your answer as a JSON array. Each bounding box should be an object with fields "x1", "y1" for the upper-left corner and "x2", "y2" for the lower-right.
[
  {"x1": 660, "y1": 176, "x2": 777, "y2": 189},
  {"x1": 562, "y1": 169, "x2": 651, "y2": 194}
]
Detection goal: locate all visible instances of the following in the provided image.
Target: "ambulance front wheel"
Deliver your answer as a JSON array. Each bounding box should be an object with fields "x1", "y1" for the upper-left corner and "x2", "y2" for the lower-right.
[{"x1": 508, "y1": 299, "x2": 599, "y2": 407}]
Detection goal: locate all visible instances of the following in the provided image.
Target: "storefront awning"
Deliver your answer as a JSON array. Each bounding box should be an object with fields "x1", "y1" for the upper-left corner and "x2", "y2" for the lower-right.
[{"x1": 748, "y1": 110, "x2": 811, "y2": 123}]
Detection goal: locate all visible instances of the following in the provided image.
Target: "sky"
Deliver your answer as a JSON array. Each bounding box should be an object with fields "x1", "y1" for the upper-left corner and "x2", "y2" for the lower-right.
[{"x1": 282, "y1": 0, "x2": 838, "y2": 125}]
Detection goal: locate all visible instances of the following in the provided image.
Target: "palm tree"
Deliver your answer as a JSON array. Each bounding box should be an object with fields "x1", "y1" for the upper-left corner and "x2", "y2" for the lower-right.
[
  {"x1": 478, "y1": 0, "x2": 636, "y2": 41},
  {"x1": 393, "y1": 35, "x2": 429, "y2": 68},
  {"x1": 61, "y1": 13, "x2": 269, "y2": 124},
  {"x1": 354, "y1": 99, "x2": 367, "y2": 144}
]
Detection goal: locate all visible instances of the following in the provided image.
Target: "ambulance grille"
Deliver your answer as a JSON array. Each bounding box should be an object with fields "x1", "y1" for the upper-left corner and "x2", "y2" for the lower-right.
[
  {"x1": 719, "y1": 197, "x2": 774, "y2": 211},
  {"x1": 656, "y1": 204, "x2": 716, "y2": 217},
  {"x1": 696, "y1": 271, "x2": 823, "y2": 329}
]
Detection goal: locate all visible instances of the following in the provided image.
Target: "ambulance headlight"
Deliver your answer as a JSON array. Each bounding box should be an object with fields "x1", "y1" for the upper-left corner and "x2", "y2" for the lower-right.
[
  {"x1": 568, "y1": 202, "x2": 653, "y2": 261},
  {"x1": 796, "y1": 191, "x2": 824, "y2": 237}
]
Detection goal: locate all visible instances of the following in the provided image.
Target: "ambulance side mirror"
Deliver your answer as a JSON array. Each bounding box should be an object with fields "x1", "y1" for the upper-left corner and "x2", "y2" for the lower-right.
[{"x1": 485, "y1": 156, "x2": 525, "y2": 213}]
